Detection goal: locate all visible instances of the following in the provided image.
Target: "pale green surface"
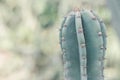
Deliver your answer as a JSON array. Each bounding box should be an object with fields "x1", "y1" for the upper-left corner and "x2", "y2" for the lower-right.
[
  {"x1": 60, "y1": 10, "x2": 107, "y2": 80},
  {"x1": 81, "y1": 10, "x2": 104, "y2": 80}
]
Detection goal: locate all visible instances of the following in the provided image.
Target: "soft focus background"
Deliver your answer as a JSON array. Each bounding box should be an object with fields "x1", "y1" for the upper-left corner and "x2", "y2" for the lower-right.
[{"x1": 0, "y1": 0, "x2": 120, "y2": 80}]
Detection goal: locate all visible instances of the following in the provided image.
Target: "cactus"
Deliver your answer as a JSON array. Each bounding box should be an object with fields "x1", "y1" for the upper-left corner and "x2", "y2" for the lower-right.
[{"x1": 59, "y1": 9, "x2": 107, "y2": 80}]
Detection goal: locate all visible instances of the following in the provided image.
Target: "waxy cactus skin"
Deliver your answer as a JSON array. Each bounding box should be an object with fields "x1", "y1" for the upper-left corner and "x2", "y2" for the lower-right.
[{"x1": 59, "y1": 9, "x2": 107, "y2": 80}]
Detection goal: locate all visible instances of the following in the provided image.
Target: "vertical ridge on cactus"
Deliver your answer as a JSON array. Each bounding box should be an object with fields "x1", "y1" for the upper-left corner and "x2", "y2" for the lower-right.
[
  {"x1": 81, "y1": 10, "x2": 104, "y2": 80},
  {"x1": 75, "y1": 11, "x2": 87, "y2": 80},
  {"x1": 59, "y1": 9, "x2": 107, "y2": 80}
]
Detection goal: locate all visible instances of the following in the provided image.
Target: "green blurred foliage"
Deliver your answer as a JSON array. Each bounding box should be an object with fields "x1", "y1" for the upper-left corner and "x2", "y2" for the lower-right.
[{"x1": 38, "y1": 0, "x2": 60, "y2": 29}]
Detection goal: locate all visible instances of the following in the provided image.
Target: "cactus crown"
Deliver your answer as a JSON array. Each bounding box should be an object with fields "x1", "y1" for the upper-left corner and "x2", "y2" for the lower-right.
[{"x1": 59, "y1": 9, "x2": 107, "y2": 80}]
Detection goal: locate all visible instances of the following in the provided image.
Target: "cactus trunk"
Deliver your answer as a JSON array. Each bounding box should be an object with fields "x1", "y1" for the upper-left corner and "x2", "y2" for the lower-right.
[{"x1": 59, "y1": 9, "x2": 107, "y2": 80}]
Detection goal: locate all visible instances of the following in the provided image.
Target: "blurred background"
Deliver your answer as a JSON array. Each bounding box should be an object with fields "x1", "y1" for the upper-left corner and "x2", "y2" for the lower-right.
[{"x1": 0, "y1": 0, "x2": 120, "y2": 80}]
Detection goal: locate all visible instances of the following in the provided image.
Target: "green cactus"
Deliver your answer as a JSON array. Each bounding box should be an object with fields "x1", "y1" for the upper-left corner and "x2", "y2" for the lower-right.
[{"x1": 59, "y1": 9, "x2": 107, "y2": 80}]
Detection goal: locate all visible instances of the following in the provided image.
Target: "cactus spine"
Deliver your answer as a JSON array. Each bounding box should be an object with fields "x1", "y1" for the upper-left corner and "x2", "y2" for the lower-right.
[{"x1": 59, "y1": 9, "x2": 107, "y2": 80}]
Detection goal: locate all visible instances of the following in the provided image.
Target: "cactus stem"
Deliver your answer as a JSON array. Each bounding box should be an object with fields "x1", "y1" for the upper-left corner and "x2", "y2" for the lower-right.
[
  {"x1": 83, "y1": 74, "x2": 87, "y2": 76},
  {"x1": 77, "y1": 16, "x2": 81, "y2": 18},
  {"x1": 62, "y1": 49, "x2": 66, "y2": 52},
  {"x1": 82, "y1": 57, "x2": 86, "y2": 60},
  {"x1": 65, "y1": 61, "x2": 71, "y2": 65},
  {"x1": 99, "y1": 57, "x2": 102, "y2": 61},
  {"x1": 83, "y1": 66, "x2": 87, "y2": 69},
  {"x1": 102, "y1": 75, "x2": 104, "y2": 77},
  {"x1": 60, "y1": 9, "x2": 107, "y2": 80}
]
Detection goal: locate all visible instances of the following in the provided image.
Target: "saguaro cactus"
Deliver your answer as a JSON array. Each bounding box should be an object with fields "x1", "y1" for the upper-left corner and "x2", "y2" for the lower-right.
[{"x1": 59, "y1": 9, "x2": 107, "y2": 80}]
